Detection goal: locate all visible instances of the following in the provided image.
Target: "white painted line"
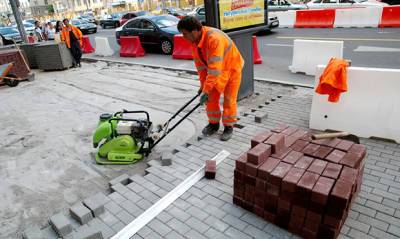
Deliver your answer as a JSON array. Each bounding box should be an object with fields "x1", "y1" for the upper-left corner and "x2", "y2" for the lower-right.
[
  {"x1": 278, "y1": 36, "x2": 400, "y2": 42},
  {"x1": 111, "y1": 150, "x2": 231, "y2": 239},
  {"x1": 354, "y1": 46, "x2": 400, "y2": 52},
  {"x1": 265, "y1": 43, "x2": 293, "y2": 47}
]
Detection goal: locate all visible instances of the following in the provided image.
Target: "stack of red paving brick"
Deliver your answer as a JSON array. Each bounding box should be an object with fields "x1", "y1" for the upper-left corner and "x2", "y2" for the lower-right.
[{"x1": 233, "y1": 125, "x2": 365, "y2": 239}]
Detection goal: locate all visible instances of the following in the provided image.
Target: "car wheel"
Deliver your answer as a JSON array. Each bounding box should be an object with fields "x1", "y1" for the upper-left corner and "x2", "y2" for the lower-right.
[
  {"x1": 4, "y1": 73, "x2": 19, "y2": 87},
  {"x1": 115, "y1": 22, "x2": 120, "y2": 28},
  {"x1": 94, "y1": 29, "x2": 97, "y2": 33},
  {"x1": 161, "y1": 39, "x2": 173, "y2": 55},
  {"x1": 101, "y1": 23, "x2": 105, "y2": 29}
]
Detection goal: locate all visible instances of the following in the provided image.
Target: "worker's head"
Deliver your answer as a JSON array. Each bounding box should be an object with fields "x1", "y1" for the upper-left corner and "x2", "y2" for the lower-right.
[
  {"x1": 177, "y1": 16, "x2": 203, "y2": 44},
  {"x1": 63, "y1": 18, "x2": 70, "y2": 27},
  {"x1": 34, "y1": 21, "x2": 40, "y2": 28}
]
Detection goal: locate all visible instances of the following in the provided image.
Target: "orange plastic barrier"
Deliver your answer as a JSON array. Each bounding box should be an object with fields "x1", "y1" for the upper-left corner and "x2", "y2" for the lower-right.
[
  {"x1": 294, "y1": 9, "x2": 336, "y2": 28},
  {"x1": 253, "y1": 36, "x2": 262, "y2": 64},
  {"x1": 81, "y1": 36, "x2": 95, "y2": 54},
  {"x1": 379, "y1": 6, "x2": 400, "y2": 27},
  {"x1": 119, "y1": 36, "x2": 145, "y2": 57},
  {"x1": 172, "y1": 35, "x2": 193, "y2": 60}
]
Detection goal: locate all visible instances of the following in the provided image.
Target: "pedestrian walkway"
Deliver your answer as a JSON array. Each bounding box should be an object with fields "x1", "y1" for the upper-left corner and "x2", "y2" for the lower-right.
[{"x1": 25, "y1": 78, "x2": 400, "y2": 239}]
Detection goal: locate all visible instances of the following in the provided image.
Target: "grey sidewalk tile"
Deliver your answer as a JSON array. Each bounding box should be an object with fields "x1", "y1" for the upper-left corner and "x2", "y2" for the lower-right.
[
  {"x1": 186, "y1": 195, "x2": 207, "y2": 208},
  {"x1": 123, "y1": 190, "x2": 142, "y2": 203},
  {"x1": 165, "y1": 230, "x2": 185, "y2": 239},
  {"x1": 263, "y1": 223, "x2": 292, "y2": 239},
  {"x1": 83, "y1": 192, "x2": 110, "y2": 217},
  {"x1": 148, "y1": 219, "x2": 172, "y2": 236},
  {"x1": 357, "y1": 214, "x2": 389, "y2": 231},
  {"x1": 222, "y1": 214, "x2": 248, "y2": 231},
  {"x1": 49, "y1": 213, "x2": 72, "y2": 237},
  {"x1": 243, "y1": 224, "x2": 272, "y2": 239},
  {"x1": 166, "y1": 218, "x2": 191, "y2": 235},
  {"x1": 221, "y1": 203, "x2": 246, "y2": 218},
  {"x1": 167, "y1": 206, "x2": 191, "y2": 222},
  {"x1": 224, "y1": 227, "x2": 252, "y2": 239},
  {"x1": 186, "y1": 206, "x2": 209, "y2": 221},
  {"x1": 185, "y1": 217, "x2": 210, "y2": 233},
  {"x1": 115, "y1": 210, "x2": 134, "y2": 224},
  {"x1": 376, "y1": 212, "x2": 400, "y2": 225},
  {"x1": 185, "y1": 229, "x2": 208, "y2": 239},
  {"x1": 111, "y1": 183, "x2": 130, "y2": 195},
  {"x1": 204, "y1": 216, "x2": 230, "y2": 232},
  {"x1": 240, "y1": 212, "x2": 267, "y2": 230},
  {"x1": 136, "y1": 198, "x2": 152, "y2": 210},
  {"x1": 98, "y1": 211, "x2": 119, "y2": 227},
  {"x1": 347, "y1": 229, "x2": 375, "y2": 239},
  {"x1": 126, "y1": 182, "x2": 145, "y2": 193},
  {"x1": 366, "y1": 200, "x2": 395, "y2": 215},
  {"x1": 22, "y1": 226, "x2": 43, "y2": 239},
  {"x1": 369, "y1": 227, "x2": 399, "y2": 239},
  {"x1": 104, "y1": 201, "x2": 123, "y2": 215},
  {"x1": 109, "y1": 192, "x2": 127, "y2": 204},
  {"x1": 345, "y1": 218, "x2": 370, "y2": 233},
  {"x1": 70, "y1": 203, "x2": 93, "y2": 225},
  {"x1": 388, "y1": 225, "x2": 400, "y2": 237},
  {"x1": 120, "y1": 199, "x2": 142, "y2": 217},
  {"x1": 109, "y1": 174, "x2": 130, "y2": 186},
  {"x1": 172, "y1": 198, "x2": 191, "y2": 211},
  {"x1": 204, "y1": 228, "x2": 230, "y2": 239},
  {"x1": 156, "y1": 211, "x2": 173, "y2": 223},
  {"x1": 202, "y1": 204, "x2": 227, "y2": 219},
  {"x1": 137, "y1": 226, "x2": 153, "y2": 238}
]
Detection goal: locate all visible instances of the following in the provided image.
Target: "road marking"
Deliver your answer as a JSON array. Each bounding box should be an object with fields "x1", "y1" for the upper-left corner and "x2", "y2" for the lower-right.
[
  {"x1": 277, "y1": 36, "x2": 400, "y2": 42},
  {"x1": 354, "y1": 46, "x2": 400, "y2": 52},
  {"x1": 265, "y1": 43, "x2": 293, "y2": 47}
]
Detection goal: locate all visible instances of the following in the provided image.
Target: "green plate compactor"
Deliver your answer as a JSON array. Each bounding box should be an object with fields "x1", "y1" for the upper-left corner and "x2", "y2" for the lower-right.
[{"x1": 93, "y1": 93, "x2": 201, "y2": 165}]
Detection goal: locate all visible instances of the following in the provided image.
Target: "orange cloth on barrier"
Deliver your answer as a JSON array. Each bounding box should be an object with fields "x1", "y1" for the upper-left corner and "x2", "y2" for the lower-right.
[
  {"x1": 192, "y1": 26, "x2": 244, "y2": 126},
  {"x1": 61, "y1": 25, "x2": 83, "y2": 48},
  {"x1": 316, "y1": 58, "x2": 349, "y2": 103}
]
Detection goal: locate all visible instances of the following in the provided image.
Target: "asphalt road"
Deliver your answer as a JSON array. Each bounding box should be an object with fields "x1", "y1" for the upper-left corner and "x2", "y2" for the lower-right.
[{"x1": 86, "y1": 27, "x2": 400, "y2": 86}]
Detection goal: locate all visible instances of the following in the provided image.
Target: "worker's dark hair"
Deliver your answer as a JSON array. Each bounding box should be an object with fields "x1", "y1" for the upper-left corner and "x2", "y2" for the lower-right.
[
  {"x1": 63, "y1": 18, "x2": 69, "y2": 24},
  {"x1": 177, "y1": 16, "x2": 202, "y2": 32}
]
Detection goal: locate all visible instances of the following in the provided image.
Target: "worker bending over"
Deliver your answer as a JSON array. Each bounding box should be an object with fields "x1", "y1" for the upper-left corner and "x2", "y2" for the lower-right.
[{"x1": 177, "y1": 16, "x2": 244, "y2": 141}]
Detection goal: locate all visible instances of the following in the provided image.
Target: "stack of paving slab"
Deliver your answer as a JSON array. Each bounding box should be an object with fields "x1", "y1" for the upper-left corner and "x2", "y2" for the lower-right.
[{"x1": 233, "y1": 124, "x2": 366, "y2": 239}]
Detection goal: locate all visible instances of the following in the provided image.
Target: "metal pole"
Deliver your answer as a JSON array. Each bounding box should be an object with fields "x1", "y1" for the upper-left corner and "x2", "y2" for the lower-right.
[{"x1": 9, "y1": 0, "x2": 27, "y2": 43}]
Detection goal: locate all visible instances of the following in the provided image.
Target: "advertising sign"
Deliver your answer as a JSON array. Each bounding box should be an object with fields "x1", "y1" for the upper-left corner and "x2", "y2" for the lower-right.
[{"x1": 218, "y1": 0, "x2": 266, "y2": 31}]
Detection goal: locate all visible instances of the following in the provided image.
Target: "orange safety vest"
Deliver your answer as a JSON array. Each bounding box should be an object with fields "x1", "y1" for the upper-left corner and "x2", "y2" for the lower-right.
[
  {"x1": 61, "y1": 25, "x2": 83, "y2": 48},
  {"x1": 192, "y1": 26, "x2": 244, "y2": 94},
  {"x1": 316, "y1": 58, "x2": 349, "y2": 103}
]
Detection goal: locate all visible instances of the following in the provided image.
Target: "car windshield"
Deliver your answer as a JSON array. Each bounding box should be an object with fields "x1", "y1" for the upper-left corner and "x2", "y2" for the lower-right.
[
  {"x1": 136, "y1": 11, "x2": 148, "y2": 16},
  {"x1": 0, "y1": 28, "x2": 19, "y2": 35},
  {"x1": 72, "y1": 20, "x2": 82, "y2": 25},
  {"x1": 112, "y1": 13, "x2": 122, "y2": 19},
  {"x1": 153, "y1": 16, "x2": 179, "y2": 28}
]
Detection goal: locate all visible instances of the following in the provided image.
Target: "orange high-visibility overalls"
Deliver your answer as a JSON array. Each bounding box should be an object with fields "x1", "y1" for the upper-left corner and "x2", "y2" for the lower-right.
[
  {"x1": 61, "y1": 25, "x2": 83, "y2": 48},
  {"x1": 192, "y1": 26, "x2": 244, "y2": 127}
]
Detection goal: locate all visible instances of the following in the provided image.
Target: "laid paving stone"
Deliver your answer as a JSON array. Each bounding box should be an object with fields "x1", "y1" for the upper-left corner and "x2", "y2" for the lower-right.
[
  {"x1": 49, "y1": 213, "x2": 72, "y2": 237},
  {"x1": 109, "y1": 174, "x2": 130, "y2": 186},
  {"x1": 73, "y1": 225, "x2": 104, "y2": 239},
  {"x1": 70, "y1": 203, "x2": 93, "y2": 225}
]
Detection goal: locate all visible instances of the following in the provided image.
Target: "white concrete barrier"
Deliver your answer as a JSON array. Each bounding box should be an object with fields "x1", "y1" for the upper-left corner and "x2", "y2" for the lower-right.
[
  {"x1": 334, "y1": 7, "x2": 383, "y2": 28},
  {"x1": 289, "y1": 39, "x2": 343, "y2": 76},
  {"x1": 310, "y1": 65, "x2": 400, "y2": 143},
  {"x1": 274, "y1": 10, "x2": 296, "y2": 28},
  {"x1": 95, "y1": 37, "x2": 114, "y2": 57}
]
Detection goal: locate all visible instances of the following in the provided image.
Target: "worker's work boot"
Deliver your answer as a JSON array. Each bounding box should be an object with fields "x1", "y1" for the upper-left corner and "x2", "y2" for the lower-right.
[
  {"x1": 202, "y1": 123, "x2": 219, "y2": 136},
  {"x1": 221, "y1": 126, "x2": 233, "y2": 141}
]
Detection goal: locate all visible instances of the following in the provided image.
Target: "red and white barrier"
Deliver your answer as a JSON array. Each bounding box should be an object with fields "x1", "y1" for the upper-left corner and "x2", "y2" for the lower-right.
[
  {"x1": 379, "y1": 6, "x2": 400, "y2": 27},
  {"x1": 172, "y1": 35, "x2": 193, "y2": 60},
  {"x1": 81, "y1": 36, "x2": 95, "y2": 54},
  {"x1": 119, "y1": 36, "x2": 145, "y2": 57},
  {"x1": 276, "y1": 6, "x2": 400, "y2": 28},
  {"x1": 294, "y1": 9, "x2": 336, "y2": 28},
  {"x1": 253, "y1": 36, "x2": 262, "y2": 65}
]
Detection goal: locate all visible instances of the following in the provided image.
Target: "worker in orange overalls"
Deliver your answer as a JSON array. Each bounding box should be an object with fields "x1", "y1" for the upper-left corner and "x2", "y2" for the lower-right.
[
  {"x1": 178, "y1": 16, "x2": 244, "y2": 141},
  {"x1": 61, "y1": 19, "x2": 83, "y2": 67}
]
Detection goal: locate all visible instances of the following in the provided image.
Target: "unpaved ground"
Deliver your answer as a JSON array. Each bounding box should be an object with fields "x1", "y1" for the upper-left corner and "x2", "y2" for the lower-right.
[{"x1": 0, "y1": 62, "x2": 205, "y2": 238}]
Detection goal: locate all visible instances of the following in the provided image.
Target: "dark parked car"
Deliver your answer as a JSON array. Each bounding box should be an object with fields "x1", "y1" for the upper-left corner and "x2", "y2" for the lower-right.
[
  {"x1": 71, "y1": 19, "x2": 97, "y2": 34},
  {"x1": 116, "y1": 15, "x2": 180, "y2": 55},
  {"x1": 0, "y1": 27, "x2": 22, "y2": 45},
  {"x1": 100, "y1": 13, "x2": 123, "y2": 29},
  {"x1": 76, "y1": 15, "x2": 97, "y2": 24},
  {"x1": 120, "y1": 11, "x2": 149, "y2": 26}
]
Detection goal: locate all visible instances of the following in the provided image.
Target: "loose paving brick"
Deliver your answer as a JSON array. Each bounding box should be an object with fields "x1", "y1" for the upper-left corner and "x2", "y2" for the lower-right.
[
  {"x1": 70, "y1": 203, "x2": 93, "y2": 225},
  {"x1": 49, "y1": 213, "x2": 72, "y2": 237}
]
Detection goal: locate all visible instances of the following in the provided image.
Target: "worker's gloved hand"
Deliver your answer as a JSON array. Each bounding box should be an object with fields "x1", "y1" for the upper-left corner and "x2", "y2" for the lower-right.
[
  {"x1": 197, "y1": 87, "x2": 202, "y2": 95},
  {"x1": 199, "y1": 93, "x2": 209, "y2": 105}
]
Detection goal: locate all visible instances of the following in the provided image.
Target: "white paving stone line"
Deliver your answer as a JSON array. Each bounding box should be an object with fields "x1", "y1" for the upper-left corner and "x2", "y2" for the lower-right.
[{"x1": 111, "y1": 150, "x2": 230, "y2": 239}]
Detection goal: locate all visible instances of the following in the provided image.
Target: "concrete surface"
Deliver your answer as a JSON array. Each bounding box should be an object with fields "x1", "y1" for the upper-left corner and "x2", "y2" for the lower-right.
[{"x1": 0, "y1": 62, "x2": 201, "y2": 238}]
